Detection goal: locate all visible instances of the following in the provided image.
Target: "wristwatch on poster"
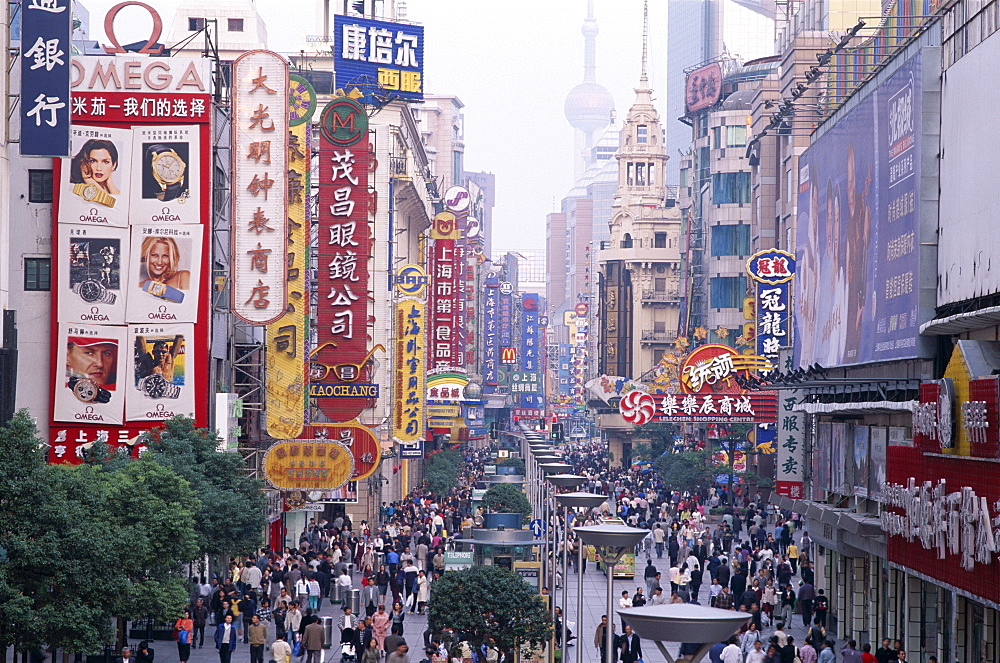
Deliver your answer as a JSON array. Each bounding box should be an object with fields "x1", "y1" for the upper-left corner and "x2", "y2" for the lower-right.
[
  {"x1": 142, "y1": 280, "x2": 185, "y2": 303},
  {"x1": 72, "y1": 279, "x2": 117, "y2": 304},
  {"x1": 72, "y1": 182, "x2": 116, "y2": 208},
  {"x1": 138, "y1": 374, "x2": 182, "y2": 399},
  {"x1": 68, "y1": 376, "x2": 112, "y2": 404},
  {"x1": 146, "y1": 144, "x2": 187, "y2": 202}
]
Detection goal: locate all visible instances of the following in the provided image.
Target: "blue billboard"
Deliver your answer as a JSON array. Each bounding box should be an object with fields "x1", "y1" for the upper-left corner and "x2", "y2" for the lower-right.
[
  {"x1": 795, "y1": 53, "x2": 924, "y2": 367},
  {"x1": 20, "y1": 0, "x2": 72, "y2": 156},
  {"x1": 334, "y1": 15, "x2": 424, "y2": 101}
]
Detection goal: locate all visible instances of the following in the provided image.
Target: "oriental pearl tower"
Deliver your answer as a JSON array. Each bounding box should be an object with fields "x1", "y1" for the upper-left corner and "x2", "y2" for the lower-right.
[{"x1": 564, "y1": 0, "x2": 616, "y2": 179}]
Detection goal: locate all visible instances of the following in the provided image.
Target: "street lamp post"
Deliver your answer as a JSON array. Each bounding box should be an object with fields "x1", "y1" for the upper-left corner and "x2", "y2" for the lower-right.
[
  {"x1": 554, "y1": 492, "x2": 608, "y2": 663},
  {"x1": 538, "y1": 463, "x2": 576, "y2": 641},
  {"x1": 545, "y1": 476, "x2": 587, "y2": 658},
  {"x1": 574, "y1": 524, "x2": 649, "y2": 663},
  {"x1": 615, "y1": 604, "x2": 751, "y2": 663}
]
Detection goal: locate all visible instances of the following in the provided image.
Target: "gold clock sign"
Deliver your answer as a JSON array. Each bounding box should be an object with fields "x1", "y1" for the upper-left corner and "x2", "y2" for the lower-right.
[{"x1": 262, "y1": 440, "x2": 354, "y2": 491}]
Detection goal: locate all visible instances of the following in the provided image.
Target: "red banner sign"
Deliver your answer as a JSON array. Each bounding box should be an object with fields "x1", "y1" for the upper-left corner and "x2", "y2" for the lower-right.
[
  {"x1": 315, "y1": 100, "x2": 372, "y2": 421},
  {"x1": 429, "y1": 212, "x2": 461, "y2": 370}
]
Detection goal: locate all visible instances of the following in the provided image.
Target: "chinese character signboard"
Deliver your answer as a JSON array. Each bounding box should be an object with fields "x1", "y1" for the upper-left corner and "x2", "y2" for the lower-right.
[
  {"x1": 262, "y1": 439, "x2": 354, "y2": 491},
  {"x1": 21, "y1": 0, "x2": 71, "y2": 156},
  {"x1": 619, "y1": 389, "x2": 778, "y2": 425},
  {"x1": 334, "y1": 15, "x2": 424, "y2": 101},
  {"x1": 314, "y1": 97, "x2": 374, "y2": 422},
  {"x1": 299, "y1": 423, "x2": 381, "y2": 483},
  {"x1": 49, "y1": 47, "x2": 213, "y2": 463},
  {"x1": 747, "y1": 249, "x2": 795, "y2": 371},
  {"x1": 684, "y1": 62, "x2": 722, "y2": 114},
  {"x1": 775, "y1": 391, "x2": 804, "y2": 497},
  {"x1": 679, "y1": 344, "x2": 772, "y2": 394},
  {"x1": 481, "y1": 272, "x2": 500, "y2": 392},
  {"x1": 429, "y1": 213, "x2": 461, "y2": 370},
  {"x1": 231, "y1": 51, "x2": 289, "y2": 324},
  {"x1": 393, "y1": 267, "x2": 427, "y2": 443},
  {"x1": 521, "y1": 293, "x2": 540, "y2": 371},
  {"x1": 265, "y1": 95, "x2": 312, "y2": 439}
]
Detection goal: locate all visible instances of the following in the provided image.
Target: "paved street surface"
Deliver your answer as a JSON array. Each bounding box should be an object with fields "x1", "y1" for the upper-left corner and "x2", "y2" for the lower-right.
[{"x1": 116, "y1": 557, "x2": 813, "y2": 663}]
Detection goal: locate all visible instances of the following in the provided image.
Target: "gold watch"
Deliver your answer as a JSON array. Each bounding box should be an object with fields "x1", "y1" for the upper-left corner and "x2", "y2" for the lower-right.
[
  {"x1": 72, "y1": 183, "x2": 116, "y2": 208},
  {"x1": 147, "y1": 144, "x2": 187, "y2": 202}
]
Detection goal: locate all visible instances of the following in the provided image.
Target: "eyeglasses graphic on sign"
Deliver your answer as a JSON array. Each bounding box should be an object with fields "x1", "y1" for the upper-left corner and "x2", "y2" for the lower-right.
[{"x1": 308, "y1": 343, "x2": 385, "y2": 382}]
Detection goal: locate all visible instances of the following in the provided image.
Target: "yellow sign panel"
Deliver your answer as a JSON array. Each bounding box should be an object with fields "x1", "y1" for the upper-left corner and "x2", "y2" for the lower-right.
[
  {"x1": 430, "y1": 211, "x2": 458, "y2": 239},
  {"x1": 265, "y1": 121, "x2": 308, "y2": 438},
  {"x1": 393, "y1": 299, "x2": 427, "y2": 442},
  {"x1": 262, "y1": 440, "x2": 353, "y2": 491}
]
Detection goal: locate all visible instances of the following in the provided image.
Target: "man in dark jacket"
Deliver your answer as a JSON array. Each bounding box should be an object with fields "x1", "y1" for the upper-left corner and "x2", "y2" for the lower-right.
[
  {"x1": 190, "y1": 598, "x2": 210, "y2": 647},
  {"x1": 619, "y1": 625, "x2": 642, "y2": 663}
]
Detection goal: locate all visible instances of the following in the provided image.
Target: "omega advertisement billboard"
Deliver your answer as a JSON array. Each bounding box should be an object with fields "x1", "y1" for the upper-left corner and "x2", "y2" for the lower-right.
[{"x1": 48, "y1": 33, "x2": 212, "y2": 462}]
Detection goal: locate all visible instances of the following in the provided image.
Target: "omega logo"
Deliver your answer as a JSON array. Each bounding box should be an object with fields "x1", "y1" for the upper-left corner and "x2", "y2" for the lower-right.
[{"x1": 103, "y1": 1, "x2": 164, "y2": 55}]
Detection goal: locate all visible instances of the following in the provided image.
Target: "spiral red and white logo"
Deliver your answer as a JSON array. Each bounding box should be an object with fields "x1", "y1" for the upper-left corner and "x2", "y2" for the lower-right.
[{"x1": 619, "y1": 390, "x2": 656, "y2": 425}]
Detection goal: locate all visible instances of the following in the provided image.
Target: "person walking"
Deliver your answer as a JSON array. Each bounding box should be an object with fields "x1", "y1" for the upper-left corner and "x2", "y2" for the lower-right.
[
  {"x1": 214, "y1": 614, "x2": 239, "y2": 663},
  {"x1": 391, "y1": 602, "x2": 406, "y2": 636},
  {"x1": 340, "y1": 606, "x2": 359, "y2": 645},
  {"x1": 271, "y1": 634, "x2": 292, "y2": 663},
  {"x1": 248, "y1": 615, "x2": 267, "y2": 663},
  {"x1": 174, "y1": 610, "x2": 194, "y2": 663},
  {"x1": 386, "y1": 642, "x2": 408, "y2": 663},
  {"x1": 372, "y1": 604, "x2": 391, "y2": 651},
  {"x1": 302, "y1": 615, "x2": 325, "y2": 663},
  {"x1": 286, "y1": 602, "x2": 303, "y2": 645},
  {"x1": 593, "y1": 615, "x2": 617, "y2": 663},
  {"x1": 191, "y1": 599, "x2": 209, "y2": 648},
  {"x1": 619, "y1": 625, "x2": 642, "y2": 663}
]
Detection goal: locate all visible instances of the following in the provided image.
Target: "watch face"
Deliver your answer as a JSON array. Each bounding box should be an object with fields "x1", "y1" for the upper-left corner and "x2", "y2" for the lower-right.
[
  {"x1": 78, "y1": 280, "x2": 105, "y2": 302},
  {"x1": 154, "y1": 154, "x2": 184, "y2": 182},
  {"x1": 143, "y1": 375, "x2": 167, "y2": 398},
  {"x1": 83, "y1": 184, "x2": 98, "y2": 200},
  {"x1": 73, "y1": 378, "x2": 98, "y2": 402}
]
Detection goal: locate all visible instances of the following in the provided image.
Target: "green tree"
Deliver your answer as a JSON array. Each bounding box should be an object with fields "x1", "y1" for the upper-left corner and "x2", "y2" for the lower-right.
[
  {"x1": 423, "y1": 448, "x2": 464, "y2": 496},
  {"x1": 653, "y1": 449, "x2": 715, "y2": 495},
  {"x1": 427, "y1": 566, "x2": 551, "y2": 659},
  {"x1": 497, "y1": 456, "x2": 525, "y2": 474},
  {"x1": 631, "y1": 423, "x2": 677, "y2": 462},
  {"x1": 0, "y1": 411, "x2": 199, "y2": 655},
  {"x1": 141, "y1": 416, "x2": 267, "y2": 557},
  {"x1": 481, "y1": 483, "x2": 531, "y2": 522}
]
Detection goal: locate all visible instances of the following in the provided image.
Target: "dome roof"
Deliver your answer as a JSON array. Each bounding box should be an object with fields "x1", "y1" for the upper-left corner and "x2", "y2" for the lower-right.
[
  {"x1": 565, "y1": 81, "x2": 615, "y2": 133},
  {"x1": 721, "y1": 88, "x2": 755, "y2": 111}
]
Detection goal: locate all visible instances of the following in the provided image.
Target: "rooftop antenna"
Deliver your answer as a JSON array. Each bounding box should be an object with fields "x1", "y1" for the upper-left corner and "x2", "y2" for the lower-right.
[{"x1": 641, "y1": 0, "x2": 649, "y2": 85}]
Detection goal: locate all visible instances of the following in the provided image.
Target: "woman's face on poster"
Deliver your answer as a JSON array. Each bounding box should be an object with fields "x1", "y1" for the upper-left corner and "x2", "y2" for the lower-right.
[
  {"x1": 87, "y1": 148, "x2": 117, "y2": 184},
  {"x1": 148, "y1": 241, "x2": 173, "y2": 278}
]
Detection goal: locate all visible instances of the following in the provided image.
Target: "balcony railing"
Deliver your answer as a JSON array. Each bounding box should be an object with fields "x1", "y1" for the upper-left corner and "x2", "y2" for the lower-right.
[
  {"x1": 389, "y1": 155, "x2": 408, "y2": 179},
  {"x1": 641, "y1": 330, "x2": 677, "y2": 343},
  {"x1": 641, "y1": 290, "x2": 679, "y2": 302}
]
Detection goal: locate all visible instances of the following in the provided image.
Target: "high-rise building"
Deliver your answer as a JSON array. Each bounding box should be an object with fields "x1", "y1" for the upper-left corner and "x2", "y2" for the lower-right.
[
  {"x1": 665, "y1": 0, "x2": 775, "y2": 184},
  {"x1": 417, "y1": 95, "x2": 465, "y2": 191}
]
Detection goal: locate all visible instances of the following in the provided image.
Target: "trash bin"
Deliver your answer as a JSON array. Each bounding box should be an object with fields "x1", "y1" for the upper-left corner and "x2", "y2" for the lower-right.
[
  {"x1": 349, "y1": 588, "x2": 361, "y2": 613},
  {"x1": 332, "y1": 584, "x2": 342, "y2": 604},
  {"x1": 375, "y1": 552, "x2": 385, "y2": 568},
  {"x1": 320, "y1": 616, "x2": 335, "y2": 649}
]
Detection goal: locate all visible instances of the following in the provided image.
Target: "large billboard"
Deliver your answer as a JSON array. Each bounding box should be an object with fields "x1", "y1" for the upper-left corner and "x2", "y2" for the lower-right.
[
  {"x1": 49, "y1": 53, "x2": 212, "y2": 460},
  {"x1": 795, "y1": 52, "x2": 932, "y2": 367},
  {"x1": 334, "y1": 15, "x2": 424, "y2": 101}
]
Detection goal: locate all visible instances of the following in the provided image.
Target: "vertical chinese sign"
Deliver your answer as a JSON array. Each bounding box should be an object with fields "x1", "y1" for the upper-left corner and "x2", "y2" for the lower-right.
[
  {"x1": 746, "y1": 249, "x2": 795, "y2": 372},
  {"x1": 429, "y1": 212, "x2": 461, "y2": 370},
  {"x1": 50, "y1": 50, "x2": 213, "y2": 463},
  {"x1": 264, "y1": 75, "x2": 316, "y2": 439},
  {"x1": 314, "y1": 97, "x2": 374, "y2": 422},
  {"x1": 775, "y1": 348, "x2": 804, "y2": 497},
  {"x1": 481, "y1": 272, "x2": 500, "y2": 393},
  {"x1": 232, "y1": 51, "x2": 289, "y2": 325},
  {"x1": 520, "y1": 293, "x2": 543, "y2": 412},
  {"x1": 21, "y1": 0, "x2": 71, "y2": 156},
  {"x1": 393, "y1": 265, "x2": 428, "y2": 445}
]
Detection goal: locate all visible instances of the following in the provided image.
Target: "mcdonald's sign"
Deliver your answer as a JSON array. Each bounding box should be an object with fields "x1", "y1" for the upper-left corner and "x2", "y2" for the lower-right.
[{"x1": 501, "y1": 347, "x2": 517, "y2": 365}]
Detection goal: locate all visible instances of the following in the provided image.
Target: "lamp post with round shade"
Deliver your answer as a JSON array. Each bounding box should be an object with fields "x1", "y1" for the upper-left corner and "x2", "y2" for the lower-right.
[
  {"x1": 574, "y1": 524, "x2": 649, "y2": 663},
  {"x1": 554, "y1": 491, "x2": 608, "y2": 663},
  {"x1": 544, "y1": 474, "x2": 587, "y2": 654},
  {"x1": 615, "y1": 604, "x2": 751, "y2": 663},
  {"x1": 537, "y1": 464, "x2": 579, "y2": 633}
]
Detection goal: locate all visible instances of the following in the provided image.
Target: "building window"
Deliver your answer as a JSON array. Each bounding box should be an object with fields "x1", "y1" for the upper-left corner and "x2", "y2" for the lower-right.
[
  {"x1": 712, "y1": 126, "x2": 722, "y2": 150},
  {"x1": 24, "y1": 257, "x2": 51, "y2": 291},
  {"x1": 654, "y1": 232, "x2": 667, "y2": 249},
  {"x1": 710, "y1": 276, "x2": 746, "y2": 309},
  {"x1": 228, "y1": 18, "x2": 244, "y2": 32},
  {"x1": 679, "y1": 168, "x2": 689, "y2": 189},
  {"x1": 635, "y1": 162, "x2": 646, "y2": 186},
  {"x1": 637, "y1": 124, "x2": 648, "y2": 143},
  {"x1": 621, "y1": 233, "x2": 633, "y2": 249},
  {"x1": 28, "y1": 170, "x2": 53, "y2": 203},
  {"x1": 627, "y1": 163, "x2": 634, "y2": 186},
  {"x1": 188, "y1": 17, "x2": 205, "y2": 31},
  {"x1": 647, "y1": 162, "x2": 655, "y2": 186},
  {"x1": 711, "y1": 172, "x2": 751, "y2": 205},
  {"x1": 726, "y1": 125, "x2": 747, "y2": 147},
  {"x1": 654, "y1": 278, "x2": 667, "y2": 292},
  {"x1": 711, "y1": 224, "x2": 751, "y2": 256},
  {"x1": 451, "y1": 150, "x2": 463, "y2": 185}
]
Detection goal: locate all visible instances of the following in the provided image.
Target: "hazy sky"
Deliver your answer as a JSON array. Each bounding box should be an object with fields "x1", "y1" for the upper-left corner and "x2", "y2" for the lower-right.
[{"x1": 82, "y1": 0, "x2": 670, "y2": 254}]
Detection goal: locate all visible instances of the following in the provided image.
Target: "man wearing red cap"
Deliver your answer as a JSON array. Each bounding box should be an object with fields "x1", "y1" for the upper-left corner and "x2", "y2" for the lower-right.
[{"x1": 66, "y1": 336, "x2": 118, "y2": 401}]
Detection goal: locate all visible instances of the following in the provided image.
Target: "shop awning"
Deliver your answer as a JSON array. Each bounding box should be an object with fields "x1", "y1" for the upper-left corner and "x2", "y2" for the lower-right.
[
  {"x1": 920, "y1": 305, "x2": 1000, "y2": 335},
  {"x1": 791, "y1": 400, "x2": 917, "y2": 415}
]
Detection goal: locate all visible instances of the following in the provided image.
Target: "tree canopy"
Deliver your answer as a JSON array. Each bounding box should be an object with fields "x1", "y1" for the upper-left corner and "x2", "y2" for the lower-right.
[
  {"x1": 427, "y1": 566, "x2": 551, "y2": 658},
  {"x1": 497, "y1": 456, "x2": 525, "y2": 474},
  {"x1": 423, "y1": 448, "x2": 464, "y2": 496},
  {"x1": 481, "y1": 483, "x2": 531, "y2": 522},
  {"x1": 653, "y1": 448, "x2": 715, "y2": 496}
]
